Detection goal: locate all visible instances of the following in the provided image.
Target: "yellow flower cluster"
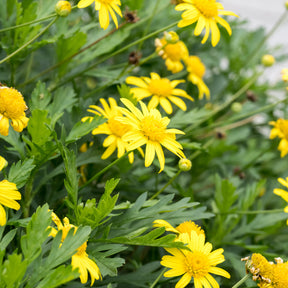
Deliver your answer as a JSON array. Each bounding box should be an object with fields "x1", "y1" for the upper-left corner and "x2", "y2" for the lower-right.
[
  {"x1": 245, "y1": 253, "x2": 288, "y2": 288},
  {"x1": 49, "y1": 213, "x2": 101, "y2": 285},
  {"x1": 82, "y1": 98, "x2": 185, "y2": 172},
  {"x1": 155, "y1": 31, "x2": 210, "y2": 100},
  {"x1": 154, "y1": 219, "x2": 230, "y2": 288}
]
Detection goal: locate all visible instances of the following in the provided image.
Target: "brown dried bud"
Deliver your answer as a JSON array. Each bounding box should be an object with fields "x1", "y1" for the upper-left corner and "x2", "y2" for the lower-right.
[
  {"x1": 128, "y1": 51, "x2": 142, "y2": 65},
  {"x1": 124, "y1": 9, "x2": 140, "y2": 23},
  {"x1": 246, "y1": 90, "x2": 257, "y2": 102},
  {"x1": 215, "y1": 131, "x2": 226, "y2": 139}
]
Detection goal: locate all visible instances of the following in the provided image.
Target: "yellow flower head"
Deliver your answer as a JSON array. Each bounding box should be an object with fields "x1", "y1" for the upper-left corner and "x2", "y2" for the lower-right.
[
  {"x1": 0, "y1": 86, "x2": 29, "y2": 136},
  {"x1": 117, "y1": 99, "x2": 185, "y2": 172},
  {"x1": 155, "y1": 31, "x2": 189, "y2": 74},
  {"x1": 50, "y1": 213, "x2": 101, "y2": 285},
  {"x1": 185, "y1": 55, "x2": 210, "y2": 100},
  {"x1": 55, "y1": 1, "x2": 72, "y2": 17},
  {"x1": 175, "y1": 0, "x2": 238, "y2": 47},
  {"x1": 82, "y1": 98, "x2": 137, "y2": 163},
  {"x1": 153, "y1": 219, "x2": 204, "y2": 239},
  {"x1": 250, "y1": 253, "x2": 273, "y2": 279},
  {"x1": 0, "y1": 156, "x2": 8, "y2": 171},
  {"x1": 126, "y1": 73, "x2": 194, "y2": 114},
  {"x1": 273, "y1": 177, "x2": 288, "y2": 225},
  {"x1": 269, "y1": 119, "x2": 288, "y2": 157},
  {"x1": 0, "y1": 180, "x2": 21, "y2": 226},
  {"x1": 77, "y1": 0, "x2": 122, "y2": 30},
  {"x1": 161, "y1": 231, "x2": 230, "y2": 288}
]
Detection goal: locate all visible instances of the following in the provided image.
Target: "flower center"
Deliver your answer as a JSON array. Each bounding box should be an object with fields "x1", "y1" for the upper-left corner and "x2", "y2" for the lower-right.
[
  {"x1": 164, "y1": 43, "x2": 183, "y2": 62},
  {"x1": 176, "y1": 221, "x2": 205, "y2": 236},
  {"x1": 140, "y1": 115, "x2": 167, "y2": 142},
  {"x1": 148, "y1": 79, "x2": 173, "y2": 98},
  {"x1": 185, "y1": 251, "x2": 210, "y2": 278},
  {"x1": 193, "y1": 0, "x2": 218, "y2": 18},
  {"x1": 0, "y1": 87, "x2": 27, "y2": 119},
  {"x1": 186, "y1": 56, "x2": 205, "y2": 78},
  {"x1": 108, "y1": 116, "x2": 131, "y2": 137}
]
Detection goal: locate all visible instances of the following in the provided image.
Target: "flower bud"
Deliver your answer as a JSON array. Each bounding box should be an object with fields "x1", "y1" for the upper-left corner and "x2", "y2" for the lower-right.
[
  {"x1": 261, "y1": 54, "x2": 275, "y2": 67},
  {"x1": 178, "y1": 158, "x2": 192, "y2": 172},
  {"x1": 285, "y1": 1, "x2": 288, "y2": 9},
  {"x1": 231, "y1": 102, "x2": 242, "y2": 113},
  {"x1": 55, "y1": 1, "x2": 71, "y2": 17},
  {"x1": 164, "y1": 31, "x2": 179, "y2": 44}
]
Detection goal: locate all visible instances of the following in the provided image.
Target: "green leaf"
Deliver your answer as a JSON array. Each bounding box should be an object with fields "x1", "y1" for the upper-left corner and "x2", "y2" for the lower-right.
[
  {"x1": 21, "y1": 204, "x2": 52, "y2": 263},
  {"x1": 118, "y1": 83, "x2": 138, "y2": 105},
  {"x1": 78, "y1": 178, "x2": 120, "y2": 228},
  {"x1": 30, "y1": 81, "x2": 52, "y2": 111},
  {"x1": 1, "y1": 253, "x2": 28, "y2": 288},
  {"x1": 27, "y1": 109, "x2": 52, "y2": 146},
  {"x1": 35, "y1": 265, "x2": 79, "y2": 288},
  {"x1": 214, "y1": 174, "x2": 238, "y2": 213},
  {"x1": 56, "y1": 31, "x2": 87, "y2": 77},
  {"x1": 66, "y1": 115, "x2": 105, "y2": 144},
  {"x1": 8, "y1": 158, "x2": 35, "y2": 188},
  {"x1": 0, "y1": 228, "x2": 17, "y2": 251}
]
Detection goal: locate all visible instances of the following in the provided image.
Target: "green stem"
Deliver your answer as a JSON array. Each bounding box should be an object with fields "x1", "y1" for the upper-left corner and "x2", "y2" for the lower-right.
[
  {"x1": 23, "y1": 174, "x2": 35, "y2": 218},
  {"x1": 79, "y1": 152, "x2": 129, "y2": 191},
  {"x1": 185, "y1": 72, "x2": 261, "y2": 134},
  {"x1": 150, "y1": 170, "x2": 181, "y2": 200},
  {"x1": 216, "y1": 209, "x2": 284, "y2": 215},
  {"x1": 231, "y1": 274, "x2": 251, "y2": 288},
  {"x1": 0, "y1": 17, "x2": 58, "y2": 65},
  {"x1": 50, "y1": 21, "x2": 178, "y2": 91},
  {"x1": 150, "y1": 268, "x2": 167, "y2": 288}
]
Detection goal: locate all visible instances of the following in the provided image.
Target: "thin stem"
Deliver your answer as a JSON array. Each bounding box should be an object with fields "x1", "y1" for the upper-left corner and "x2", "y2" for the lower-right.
[
  {"x1": 50, "y1": 21, "x2": 178, "y2": 91},
  {"x1": 185, "y1": 72, "x2": 261, "y2": 134},
  {"x1": 0, "y1": 17, "x2": 58, "y2": 65},
  {"x1": 79, "y1": 152, "x2": 129, "y2": 191},
  {"x1": 18, "y1": 21, "x2": 127, "y2": 88},
  {"x1": 149, "y1": 268, "x2": 167, "y2": 288},
  {"x1": 232, "y1": 274, "x2": 251, "y2": 288},
  {"x1": 150, "y1": 170, "x2": 181, "y2": 200}
]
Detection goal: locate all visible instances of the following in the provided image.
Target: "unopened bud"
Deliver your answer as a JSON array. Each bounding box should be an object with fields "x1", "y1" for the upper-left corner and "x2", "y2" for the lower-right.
[
  {"x1": 231, "y1": 102, "x2": 242, "y2": 113},
  {"x1": 246, "y1": 90, "x2": 257, "y2": 102},
  {"x1": 178, "y1": 158, "x2": 192, "y2": 171},
  {"x1": 261, "y1": 54, "x2": 275, "y2": 67},
  {"x1": 285, "y1": 1, "x2": 288, "y2": 9},
  {"x1": 55, "y1": 1, "x2": 71, "y2": 17}
]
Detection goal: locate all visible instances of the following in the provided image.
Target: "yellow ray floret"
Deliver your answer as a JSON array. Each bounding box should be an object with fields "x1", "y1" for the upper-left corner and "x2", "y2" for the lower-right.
[
  {"x1": 269, "y1": 118, "x2": 288, "y2": 158},
  {"x1": 0, "y1": 180, "x2": 21, "y2": 226},
  {"x1": 117, "y1": 99, "x2": 185, "y2": 172},
  {"x1": 175, "y1": 0, "x2": 238, "y2": 47},
  {"x1": 126, "y1": 72, "x2": 193, "y2": 114},
  {"x1": 77, "y1": 0, "x2": 122, "y2": 30}
]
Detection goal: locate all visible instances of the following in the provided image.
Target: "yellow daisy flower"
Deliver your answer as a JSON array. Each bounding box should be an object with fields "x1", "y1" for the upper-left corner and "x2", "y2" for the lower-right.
[
  {"x1": 175, "y1": 0, "x2": 238, "y2": 47},
  {"x1": 161, "y1": 231, "x2": 230, "y2": 288},
  {"x1": 0, "y1": 86, "x2": 29, "y2": 136},
  {"x1": 117, "y1": 99, "x2": 185, "y2": 172},
  {"x1": 0, "y1": 156, "x2": 8, "y2": 171},
  {"x1": 155, "y1": 31, "x2": 189, "y2": 74},
  {"x1": 0, "y1": 180, "x2": 21, "y2": 226},
  {"x1": 273, "y1": 177, "x2": 288, "y2": 225},
  {"x1": 269, "y1": 119, "x2": 288, "y2": 157},
  {"x1": 82, "y1": 98, "x2": 137, "y2": 163},
  {"x1": 185, "y1": 55, "x2": 210, "y2": 100},
  {"x1": 153, "y1": 219, "x2": 204, "y2": 238},
  {"x1": 50, "y1": 213, "x2": 102, "y2": 285},
  {"x1": 77, "y1": 0, "x2": 122, "y2": 30},
  {"x1": 126, "y1": 73, "x2": 194, "y2": 114}
]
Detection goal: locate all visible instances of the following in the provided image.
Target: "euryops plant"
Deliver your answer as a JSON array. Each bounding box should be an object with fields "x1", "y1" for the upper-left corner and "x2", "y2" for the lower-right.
[{"x1": 0, "y1": 0, "x2": 288, "y2": 287}]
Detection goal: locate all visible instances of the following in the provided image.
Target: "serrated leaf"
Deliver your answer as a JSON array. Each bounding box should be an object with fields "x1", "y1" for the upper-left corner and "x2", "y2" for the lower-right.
[
  {"x1": 66, "y1": 115, "x2": 105, "y2": 143},
  {"x1": 30, "y1": 81, "x2": 52, "y2": 111},
  {"x1": 21, "y1": 204, "x2": 52, "y2": 263},
  {"x1": 1, "y1": 253, "x2": 28, "y2": 287},
  {"x1": 27, "y1": 109, "x2": 52, "y2": 146},
  {"x1": 117, "y1": 84, "x2": 138, "y2": 105},
  {"x1": 8, "y1": 158, "x2": 35, "y2": 188}
]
